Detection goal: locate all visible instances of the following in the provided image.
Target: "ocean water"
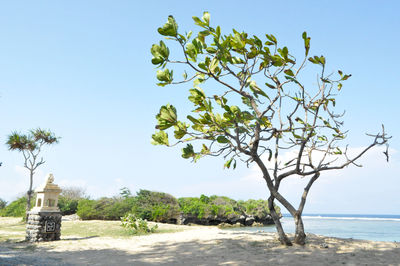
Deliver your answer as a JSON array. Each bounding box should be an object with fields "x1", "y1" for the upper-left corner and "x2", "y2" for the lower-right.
[{"x1": 227, "y1": 214, "x2": 400, "y2": 242}]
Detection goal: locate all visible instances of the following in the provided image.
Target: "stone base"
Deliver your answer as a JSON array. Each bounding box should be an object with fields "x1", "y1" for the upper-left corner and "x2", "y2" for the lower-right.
[{"x1": 26, "y1": 211, "x2": 62, "y2": 242}]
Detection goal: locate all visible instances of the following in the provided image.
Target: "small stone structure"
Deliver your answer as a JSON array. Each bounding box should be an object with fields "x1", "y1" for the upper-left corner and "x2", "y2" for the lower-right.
[{"x1": 26, "y1": 173, "x2": 62, "y2": 242}]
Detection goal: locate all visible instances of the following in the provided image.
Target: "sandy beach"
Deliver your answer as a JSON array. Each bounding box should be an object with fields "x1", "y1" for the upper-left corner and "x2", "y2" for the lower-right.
[{"x1": 1, "y1": 219, "x2": 399, "y2": 266}]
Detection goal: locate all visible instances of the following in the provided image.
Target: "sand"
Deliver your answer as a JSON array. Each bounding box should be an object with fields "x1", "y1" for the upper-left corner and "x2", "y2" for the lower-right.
[{"x1": 1, "y1": 221, "x2": 399, "y2": 266}]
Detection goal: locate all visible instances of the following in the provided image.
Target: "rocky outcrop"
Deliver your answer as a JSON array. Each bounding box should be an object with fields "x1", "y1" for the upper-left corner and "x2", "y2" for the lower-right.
[{"x1": 178, "y1": 213, "x2": 274, "y2": 226}]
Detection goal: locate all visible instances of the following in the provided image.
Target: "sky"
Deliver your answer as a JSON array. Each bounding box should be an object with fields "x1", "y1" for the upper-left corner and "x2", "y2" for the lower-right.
[{"x1": 0, "y1": 1, "x2": 399, "y2": 214}]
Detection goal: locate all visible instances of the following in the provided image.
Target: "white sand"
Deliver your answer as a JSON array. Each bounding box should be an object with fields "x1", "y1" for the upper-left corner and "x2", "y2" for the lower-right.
[{"x1": 1, "y1": 221, "x2": 400, "y2": 265}]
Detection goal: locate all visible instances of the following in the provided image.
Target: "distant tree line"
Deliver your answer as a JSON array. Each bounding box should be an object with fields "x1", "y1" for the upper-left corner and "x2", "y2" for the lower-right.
[{"x1": 0, "y1": 187, "x2": 280, "y2": 227}]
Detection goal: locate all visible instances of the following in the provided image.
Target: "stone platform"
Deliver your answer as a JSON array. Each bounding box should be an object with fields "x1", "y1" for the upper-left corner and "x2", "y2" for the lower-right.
[{"x1": 26, "y1": 211, "x2": 62, "y2": 242}]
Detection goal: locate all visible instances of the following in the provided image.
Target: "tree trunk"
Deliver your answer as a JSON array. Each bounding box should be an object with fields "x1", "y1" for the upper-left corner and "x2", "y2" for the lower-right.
[
  {"x1": 25, "y1": 171, "x2": 34, "y2": 222},
  {"x1": 268, "y1": 197, "x2": 292, "y2": 246},
  {"x1": 293, "y1": 214, "x2": 306, "y2": 245}
]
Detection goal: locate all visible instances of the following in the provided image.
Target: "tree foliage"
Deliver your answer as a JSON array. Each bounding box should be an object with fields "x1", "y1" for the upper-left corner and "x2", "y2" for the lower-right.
[
  {"x1": 151, "y1": 13, "x2": 390, "y2": 245},
  {"x1": 131, "y1": 189, "x2": 180, "y2": 223},
  {"x1": 58, "y1": 186, "x2": 88, "y2": 215},
  {"x1": 6, "y1": 128, "x2": 59, "y2": 220}
]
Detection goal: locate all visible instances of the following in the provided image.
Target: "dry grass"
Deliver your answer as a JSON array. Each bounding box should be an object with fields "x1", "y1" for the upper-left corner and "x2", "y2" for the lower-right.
[{"x1": 0, "y1": 217, "x2": 184, "y2": 243}]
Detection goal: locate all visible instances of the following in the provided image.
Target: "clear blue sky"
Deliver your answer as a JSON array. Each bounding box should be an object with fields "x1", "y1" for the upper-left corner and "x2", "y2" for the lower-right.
[{"x1": 0, "y1": 1, "x2": 399, "y2": 214}]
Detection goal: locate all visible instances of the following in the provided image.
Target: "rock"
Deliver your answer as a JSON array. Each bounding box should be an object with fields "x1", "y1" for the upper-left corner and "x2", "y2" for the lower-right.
[
  {"x1": 62, "y1": 213, "x2": 81, "y2": 221},
  {"x1": 244, "y1": 216, "x2": 255, "y2": 226}
]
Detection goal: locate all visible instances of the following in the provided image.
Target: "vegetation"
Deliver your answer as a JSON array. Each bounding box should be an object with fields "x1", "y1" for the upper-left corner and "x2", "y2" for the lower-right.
[
  {"x1": 131, "y1": 189, "x2": 180, "y2": 223},
  {"x1": 0, "y1": 197, "x2": 33, "y2": 217},
  {"x1": 238, "y1": 199, "x2": 279, "y2": 218},
  {"x1": 0, "y1": 217, "x2": 182, "y2": 243},
  {"x1": 178, "y1": 195, "x2": 279, "y2": 224},
  {"x1": 76, "y1": 197, "x2": 133, "y2": 220},
  {"x1": 0, "y1": 198, "x2": 6, "y2": 210},
  {"x1": 58, "y1": 186, "x2": 87, "y2": 215},
  {"x1": 150, "y1": 13, "x2": 390, "y2": 245},
  {"x1": 121, "y1": 213, "x2": 158, "y2": 234},
  {"x1": 178, "y1": 195, "x2": 240, "y2": 219},
  {"x1": 6, "y1": 128, "x2": 59, "y2": 220}
]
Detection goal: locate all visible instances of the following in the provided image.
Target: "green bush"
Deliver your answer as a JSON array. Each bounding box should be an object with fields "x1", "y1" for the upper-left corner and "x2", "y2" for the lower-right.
[
  {"x1": 0, "y1": 196, "x2": 33, "y2": 217},
  {"x1": 76, "y1": 199, "x2": 97, "y2": 220},
  {"x1": 237, "y1": 199, "x2": 280, "y2": 217},
  {"x1": 178, "y1": 195, "x2": 241, "y2": 219},
  {"x1": 131, "y1": 190, "x2": 180, "y2": 223},
  {"x1": 0, "y1": 198, "x2": 6, "y2": 210},
  {"x1": 58, "y1": 186, "x2": 88, "y2": 215},
  {"x1": 58, "y1": 196, "x2": 79, "y2": 215},
  {"x1": 76, "y1": 197, "x2": 134, "y2": 220},
  {"x1": 121, "y1": 213, "x2": 158, "y2": 234}
]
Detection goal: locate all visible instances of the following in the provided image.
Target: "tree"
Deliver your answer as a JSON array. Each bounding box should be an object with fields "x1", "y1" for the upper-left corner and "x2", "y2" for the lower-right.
[
  {"x1": 6, "y1": 128, "x2": 59, "y2": 220},
  {"x1": 150, "y1": 13, "x2": 390, "y2": 245}
]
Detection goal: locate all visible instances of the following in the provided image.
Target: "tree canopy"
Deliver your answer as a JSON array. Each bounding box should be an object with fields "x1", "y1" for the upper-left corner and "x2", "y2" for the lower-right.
[{"x1": 151, "y1": 12, "x2": 390, "y2": 245}]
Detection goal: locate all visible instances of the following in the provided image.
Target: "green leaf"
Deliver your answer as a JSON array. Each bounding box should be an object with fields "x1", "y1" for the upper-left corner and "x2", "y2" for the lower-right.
[
  {"x1": 182, "y1": 144, "x2": 195, "y2": 159},
  {"x1": 319, "y1": 56, "x2": 326, "y2": 65},
  {"x1": 265, "y1": 34, "x2": 277, "y2": 44},
  {"x1": 158, "y1": 15, "x2": 178, "y2": 37},
  {"x1": 295, "y1": 117, "x2": 304, "y2": 124},
  {"x1": 224, "y1": 158, "x2": 233, "y2": 169},
  {"x1": 174, "y1": 122, "x2": 188, "y2": 139},
  {"x1": 202, "y1": 11, "x2": 210, "y2": 26},
  {"x1": 216, "y1": 136, "x2": 230, "y2": 144},
  {"x1": 201, "y1": 144, "x2": 210, "y2": 155},
  {"x1": 192, "y1": 16, "x2": 205, "y2": 26},
  {"x1": 187, "y1": 115, "x2": 200, "y2": 124},
  {"x1": 151, "y1": 131, "x2": 169, "y2": 146},
  {"x1": 150, "y1": 41, "x2": 170, "y2": 66},
  {"x1": 341, "y1": 74, "x2": 352, "y2": 81},
  {"x1": 248, "y1": 80, "x2": 269, "y2": 99},
  {"x1": 186, "y1": 43, "x2": 198, "y2": 61},
  {"x1": 156, "y1": 104, "x2": 177, "y2": 130},
  {"x1": 265, "y1": 82, "x2": 276, "y2": 89},
  {"x1": 278, "y1": 46, "x2": 288, "y2": 59},
  {"x1": 209, "y1": 57, "x2": 219, "y2": 73},
  {"x1": 334, "y1": 147, "x2": 342, "y2": 155},
  {"x1": 308, "y1": 57, "x2": 318, "y2": 64},
  {"x1": 232, "y1": 33, "x2": 245, "y2": 49},
  {"x1": 188, "y1": 88, "x2": 206, "y2": 105},
  {"x1": 156, "y1": 68, "x2": 173, "y2": 84},
  {"x1": 284, "y1": 69, "x2": 294, "y2": 76},
  {"x1": 231, "y1": 56, "x2": 245, "y2": 64},
  {"x1": 292, "y1": 132, "x2": 303, "y2": 139},
  {"x1": 302, "y1": 32, "x2": 310, "y2": 56},
  {"x1": 206, "y1": 47, "x2": 217, "y2": 53}
]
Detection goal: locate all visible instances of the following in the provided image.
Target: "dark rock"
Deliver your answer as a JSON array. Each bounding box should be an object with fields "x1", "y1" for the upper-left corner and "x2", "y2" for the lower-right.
[{"x1": 244, "y1": 216, "x2": 255, "y2": 226}]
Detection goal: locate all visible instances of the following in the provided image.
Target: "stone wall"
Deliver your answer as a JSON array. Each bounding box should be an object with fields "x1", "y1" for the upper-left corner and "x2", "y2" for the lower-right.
[{"x1": 26, "y1": 211, "x2": 62, "y2": 242}]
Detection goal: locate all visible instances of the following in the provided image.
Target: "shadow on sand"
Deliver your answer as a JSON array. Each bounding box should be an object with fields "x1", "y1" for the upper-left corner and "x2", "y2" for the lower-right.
[{"x1": 1, "y1": 234, "x2": 399, "y2": 266}]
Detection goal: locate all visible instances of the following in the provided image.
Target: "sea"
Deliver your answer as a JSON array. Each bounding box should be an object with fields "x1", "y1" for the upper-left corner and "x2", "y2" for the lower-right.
[{"x1": 227, "y1": 214, "x2": 400, "y2": 242}]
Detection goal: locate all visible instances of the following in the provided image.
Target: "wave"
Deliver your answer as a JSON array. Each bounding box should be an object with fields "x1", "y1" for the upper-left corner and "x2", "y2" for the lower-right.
[{"x1": 301, "y1": 216, "x2": 400, "y2": 222}]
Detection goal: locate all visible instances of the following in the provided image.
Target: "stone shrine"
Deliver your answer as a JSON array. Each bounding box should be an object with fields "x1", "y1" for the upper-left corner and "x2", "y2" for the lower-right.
[{"x1": 26, "y1": 173, "x2": 62, "y2": 242}]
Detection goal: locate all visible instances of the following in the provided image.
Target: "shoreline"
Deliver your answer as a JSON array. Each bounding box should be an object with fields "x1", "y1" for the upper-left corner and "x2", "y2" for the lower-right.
[{"x1": 1, "y1": 218, "x2": 400, "y2": 265}]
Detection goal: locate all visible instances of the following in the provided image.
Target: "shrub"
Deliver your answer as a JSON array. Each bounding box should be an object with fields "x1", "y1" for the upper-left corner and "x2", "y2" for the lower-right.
[
  {"x1": 58, "y1": 186, "x2": 87, "y2": 215},
  {"x1": 0, "y1": 198, "x2": 6, "y2": 210},
  {"x1": 178, "y1": 195, "x2": 241, "y2": 219},
  {"x1": 131, "y1": 190, "x2": 180, "y2": 223},
  {"x1": 0, "y1": 196, "x2": 34, "y2": 217},
  {"x1": 76, "y1": 197, "x2": 134, "y2": 220},
  {"x1": 76, "y1": 199, "x2": 97, "y2": 220},
  {"x1": 121, "y1": 213, "x2": 158, "y2": 234},
  {"x1": 58, "y1": 196, "x2": 80, "y2": 215},
  {"x1": 237, "y1": 199, "x2": 281, "y2": 218}
]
